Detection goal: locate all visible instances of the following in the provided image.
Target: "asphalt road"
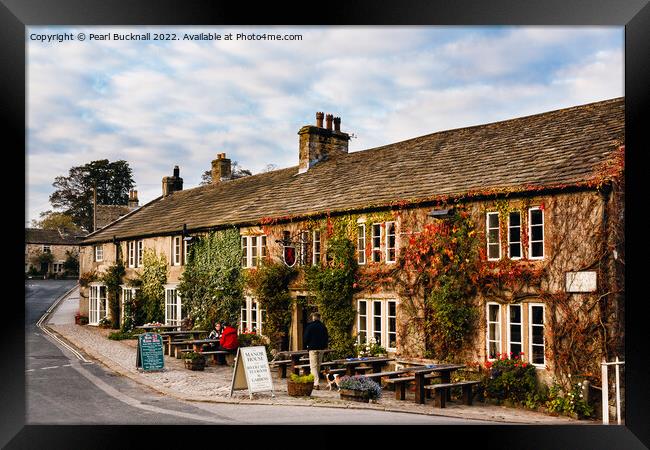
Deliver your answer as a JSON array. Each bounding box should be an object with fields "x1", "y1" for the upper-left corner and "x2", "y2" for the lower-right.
[{"x1": 25, "y1": 280, "x2": 495, "y2": 425}]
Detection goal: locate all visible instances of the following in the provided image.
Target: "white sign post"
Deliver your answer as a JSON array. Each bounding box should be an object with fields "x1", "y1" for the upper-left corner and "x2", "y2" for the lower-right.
[{"x1": 230, "y1": 346, "x2": 275, "y2": 399}]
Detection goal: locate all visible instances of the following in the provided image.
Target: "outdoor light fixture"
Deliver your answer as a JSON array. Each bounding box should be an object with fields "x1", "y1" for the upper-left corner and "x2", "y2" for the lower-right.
[
  {"x1": 181, "y1": 223, "x2": 194, "y2": 242},
  {"x1": 429, "y1": 208, "x2": 455, "y2": 219}
]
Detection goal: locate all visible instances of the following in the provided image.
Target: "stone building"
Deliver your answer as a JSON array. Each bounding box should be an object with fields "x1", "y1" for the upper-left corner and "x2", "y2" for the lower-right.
[
  {"x1": 78, "y1": 99, "x2": 625, "y2": 385},
  {"x1": 94, "y1": 189, "x2": 140, "y2": 230},
  {"x1": 25, "y1": 228, "x2": 84, "y2": 277}
]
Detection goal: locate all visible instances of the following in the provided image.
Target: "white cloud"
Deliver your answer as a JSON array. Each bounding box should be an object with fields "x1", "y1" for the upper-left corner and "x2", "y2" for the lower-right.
[{"x1": 26, "y1": 26, "x2": 623, "y2": 225}]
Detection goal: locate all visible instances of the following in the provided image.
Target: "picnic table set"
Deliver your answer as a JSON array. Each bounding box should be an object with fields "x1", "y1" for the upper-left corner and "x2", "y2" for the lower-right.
[{"x1": 270, "y1": 350, "x2": 479, "y2": 408}]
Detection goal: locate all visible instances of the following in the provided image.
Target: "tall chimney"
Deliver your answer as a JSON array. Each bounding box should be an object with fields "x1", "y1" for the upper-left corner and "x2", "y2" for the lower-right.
[
  {"x1": 298, "y1": 112, "x2": 350, "y2": 174},
  {"x1": 162, "y1": 166, "x2": 183, "y2": 197},
  {"x1": 128, "y1": 189, "x2": 139, "y2": 208},
  {"x1": 211, "y1": 153, "x2": 232, "y2": 183},
  {"x1": 325, "y1": 113, "x2": 333, "y2": 130}
]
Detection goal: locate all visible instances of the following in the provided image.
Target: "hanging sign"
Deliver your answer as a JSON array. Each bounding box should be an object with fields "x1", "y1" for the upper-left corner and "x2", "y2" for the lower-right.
[
  {"x1": 283, "y1": 245, "x2": 296, "y2": 267},
  {"x1": 230, "y1": 346, "x2": 275, "y2": 399},
  {"x1": 565, "y1": 271, "x2": 598, "y2": 293},
  {"x1": 136, "y1": 332, "x2": 165, "y2": 371}
]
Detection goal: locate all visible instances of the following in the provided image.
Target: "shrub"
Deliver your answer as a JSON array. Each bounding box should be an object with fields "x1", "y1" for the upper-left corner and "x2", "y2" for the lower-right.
[
  {"x1": 182, "y1": 351, "x2": 205, "y2": 361},
  {"x1": 290, "y1": 373, "x2": 315, "y2": 384},
  {"x1": 546, "y1": 377, "x2": 594, "y2": 419},
  {"x1": 338, "y1": 375, "x2": 382, "y2": 400},
  {"x1": 354, "y1": 336, "x2": 386, "y2": 357},
  {"x1": 108, "y1": 330, "x2": 138, "y2": 340},
  {"x1": 98, "y1": 317, "x2": 112, "y2": 328},
  {"x1": 483, "y1": 352, "x2": 538, "y2": 405}
]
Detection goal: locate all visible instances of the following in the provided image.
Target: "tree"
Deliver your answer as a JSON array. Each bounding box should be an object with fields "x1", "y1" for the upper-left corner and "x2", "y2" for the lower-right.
[
  {"x1": 199, "y1": 161, "x2": 252, "y2": 185},
  {"x1": 49, "y1": 160, "x2": 135, "y2": 232},
  {"x1": 31, "y1": 210, "x2": 82, "y2": 234}
]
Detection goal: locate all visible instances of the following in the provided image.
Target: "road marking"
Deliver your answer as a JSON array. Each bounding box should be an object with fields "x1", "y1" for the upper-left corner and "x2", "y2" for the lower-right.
[
  {"x1": 41, "y1": 366, "x2": 59, "y2": 370},
  {"x1": 26, "y1": 369, "x2": 35, "y2": 372},
  {"x1": 36, "y1": 285, "x2": 91, "y2": 363},
  {"x1": 69, "y1": 360, "x2": 234, "y2": 423}
]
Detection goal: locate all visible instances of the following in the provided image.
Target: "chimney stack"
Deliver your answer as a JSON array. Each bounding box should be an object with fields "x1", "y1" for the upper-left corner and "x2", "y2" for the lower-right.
[
  {"x1": 298, "y1": 112, "x2": 350, "y2": 174},
  {"x1": 128, "y1": 189, "x2": 139, "y2": 208},
  {"x1": 211, "y1": 153, "x2": 232, "y2": 183},
  {"x1": 162, "y1": 165, "x2": 184, "y2": 197},
  {"x1": 325, "y1": 113, "x2": 333, "y2": 130}
]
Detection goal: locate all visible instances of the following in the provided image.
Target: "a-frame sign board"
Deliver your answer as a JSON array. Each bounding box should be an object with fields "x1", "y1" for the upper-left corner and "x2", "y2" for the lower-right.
[
  {"x1": 229, "y1": 346, "x2": 275, "y2": 399},
  {"x1": 135, "y1": 332, "x2": 165, "y2": 372}
]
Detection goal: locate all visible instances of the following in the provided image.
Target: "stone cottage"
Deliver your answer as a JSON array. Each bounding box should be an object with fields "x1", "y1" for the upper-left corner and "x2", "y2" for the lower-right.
[
  {"x1": 78, "y1": 98, "x2": 625, "y2": 385},
  {"x1": 25, "y1": 228, "x2": 84, "y2": 277}
]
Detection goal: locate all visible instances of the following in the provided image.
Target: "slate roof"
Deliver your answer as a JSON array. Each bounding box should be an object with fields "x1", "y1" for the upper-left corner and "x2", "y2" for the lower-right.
[
  {"x1": 95, "y1": 204, "x2": 137, "y2": 230},
  {"x1": 83, "y1": 97, "x2": 624, "y2": 244},
  {"x1": 25, "y1": 228, "x2": 85, "y2": 245}
]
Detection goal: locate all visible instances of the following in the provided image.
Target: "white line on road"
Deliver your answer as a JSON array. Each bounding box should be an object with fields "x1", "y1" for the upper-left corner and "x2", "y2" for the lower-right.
[
  {"x1": 40, "y1": 366, "x2": 59, "y2": 370},
  {"x1": 69, "y1": 360, "x2": 233, "y2": 423}
]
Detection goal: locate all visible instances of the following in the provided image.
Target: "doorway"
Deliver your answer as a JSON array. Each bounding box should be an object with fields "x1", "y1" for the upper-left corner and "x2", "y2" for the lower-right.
[{"x1": 296, "y1": 296, "x2": 318, "y2": 350}]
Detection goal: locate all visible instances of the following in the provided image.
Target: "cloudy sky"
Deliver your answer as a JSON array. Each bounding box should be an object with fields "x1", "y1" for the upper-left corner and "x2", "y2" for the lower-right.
[{"x1": 26, "y1": 26, "x2": 623, "y2": 226}]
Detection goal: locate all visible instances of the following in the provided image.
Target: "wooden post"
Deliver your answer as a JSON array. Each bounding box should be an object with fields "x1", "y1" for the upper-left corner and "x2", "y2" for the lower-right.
[
  {"x1": 601, "y1": 357, "x2": 609, "y2": 424},
  {"x1": 615, "y1": 356, "x2": 621, "y2": 425}
]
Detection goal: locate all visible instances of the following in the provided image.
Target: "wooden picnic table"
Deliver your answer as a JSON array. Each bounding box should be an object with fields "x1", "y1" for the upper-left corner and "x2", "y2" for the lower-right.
[
  {"x1": 135, "y1": 324, "x2": 182, "y2": 331},
  {"x1": 276, "y1": 349, "x2": 333, "y2": 373},
  {"x1": 164, "y1": 331, "x2": 208, "y2": 356},
  {"x1": 359, "y1": 363, "x2": 464, "y2": 404},
  {"x1": 410, "y1": 364, "x2": 465, "y2": 404},
  {"x1": 177, "y1": 338, "x2": 221, "y2": 353},
  {"x1": 327, "y1": 356, "x2": 395, "y2": 376}
]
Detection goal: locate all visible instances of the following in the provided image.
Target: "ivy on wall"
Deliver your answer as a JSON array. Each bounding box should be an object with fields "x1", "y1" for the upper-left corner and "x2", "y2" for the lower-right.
[
  {"x1": 139, "y1": 248, "x2": 168, "y2": 324},
  {"x1": 178, "y1": 228, "x2": 243, "y2": 331},
  {"x1": 245, "y1": 260, "x2": 296, "y2": 351},
  {"x1": 99, "y1": 261, "x2": 125, "y2": 329},
  {"x1": 305, "y1": 235, "x2": 358, "y2": 359}
]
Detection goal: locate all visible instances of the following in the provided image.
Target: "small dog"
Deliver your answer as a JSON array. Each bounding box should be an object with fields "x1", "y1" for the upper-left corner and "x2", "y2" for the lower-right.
[{"x1": 324, "y1": 370, "x2": 340, "y2": 391}]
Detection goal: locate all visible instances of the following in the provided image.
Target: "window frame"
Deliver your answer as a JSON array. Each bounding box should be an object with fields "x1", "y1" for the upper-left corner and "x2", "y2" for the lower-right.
[
  {"x1": 528, "y1": 303, "x2": 546, "y2": 367},
  {"x1": 183, "y1": 239, "x2": 189, "y2": 265},
  {"x1": 507, "y1": 304, "x2": 523, "y2": 358},
  {"x1": 241, "y1": 234, "x2": 267, "y2": 268},
  {"x1": 171, "y1": 236, "x2": 182, "y2": 266},
  {"x1": 371, "y1": 223, "x2": 382, "y2": 263},
  {"x1": 127, "y1": 241, "x2": 135, "y2": 267},
  {"x1": 164, "y1": 285, "x2": 182, "y2": 327},
  {"x1": 528, "y1": 207, "x2": 545, "y2": 260},
  {"x1": 308, "y1": 230, "x2": 319, "y2": 265},
  {"x1": 507, "y1": 211, "x2": 522, "y2": 260},
  {"x1": 95, "y1": 245, "x2": 104, "y2": 262},
  {"x1": 88, "y1": 283, "x2": 108, "y2": 325},
  {"x1": 42, "y1": 245, "x2": 51, "y2": 254},
  {"x1": 385, "y1": 221, "x2": 397, "y2": 264},
  {"x1": 486, "y1": 212, "x2": 501, "y2": 261},
  {"x1": 357, "y1": 224, "x2": 366, "y2": 265},
  {"x1": 241, "y1": 296, "x2": 265, "y2": 334},
  {"x1": 357, "y1": 298, "x2": 398, "y2": 352},
  {"x1": 120, "y1": 285, "x2": 139, "y2": 326},
  {"x1": 486, "y1": 302, "x2": 502, "y2": 361}
]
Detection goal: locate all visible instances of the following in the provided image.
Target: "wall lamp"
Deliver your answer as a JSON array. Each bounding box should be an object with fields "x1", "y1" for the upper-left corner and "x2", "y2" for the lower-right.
[{"x1": 428, "y1": 208, "x2": 455, "y2": 219}]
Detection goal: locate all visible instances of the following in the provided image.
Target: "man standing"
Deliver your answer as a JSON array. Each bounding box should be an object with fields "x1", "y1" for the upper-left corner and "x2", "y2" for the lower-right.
[{"x1": 303, "y1": 312, "x2": 328, "y2": 390}]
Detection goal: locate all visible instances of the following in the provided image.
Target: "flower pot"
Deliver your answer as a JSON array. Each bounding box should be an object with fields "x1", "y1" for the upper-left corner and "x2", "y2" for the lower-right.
[
  {"x1": 287, "y1": 380, "x2": 314, "y2": 397},
  {"x1": 339, "y1": 388, "x2": 370, "y2": 403},
  {"x1": 184, "y1": 358, "x2": 206, "y2": 371}
]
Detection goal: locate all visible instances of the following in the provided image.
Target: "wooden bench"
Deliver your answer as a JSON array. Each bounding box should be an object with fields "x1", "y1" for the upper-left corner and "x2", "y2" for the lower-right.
[
  {"x1": 270, "y1": 359, "x2": 293, "y2": 378},
  {"x1": 385, "y1": 374, "x2": 442, "y2": 400},
  {"x1": 424, "y1": 380, "x2": 481, "y2": 408},
  {"x1": 200, "y1": 350, "x2": 230, "y2": 365}
]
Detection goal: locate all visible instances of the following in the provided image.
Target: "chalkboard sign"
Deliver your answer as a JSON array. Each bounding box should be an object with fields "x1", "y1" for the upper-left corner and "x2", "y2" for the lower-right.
[
  {"x1": 230, "y1": 346, "x2": 275, "y2": 399},
  {"x1": 136, "y1": 332, "x2": 165, "y2": 372}
]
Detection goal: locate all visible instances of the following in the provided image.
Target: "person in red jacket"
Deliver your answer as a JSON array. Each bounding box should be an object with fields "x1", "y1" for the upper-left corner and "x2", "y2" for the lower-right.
[{"x1": 217, "y1": 322, "x2": 239, "y2": 365}]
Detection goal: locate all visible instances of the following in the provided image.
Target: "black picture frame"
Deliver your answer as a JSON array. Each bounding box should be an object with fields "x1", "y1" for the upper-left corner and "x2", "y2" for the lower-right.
[{"x1": 4, "y1": 0, "x2": 649, "y2": 448}]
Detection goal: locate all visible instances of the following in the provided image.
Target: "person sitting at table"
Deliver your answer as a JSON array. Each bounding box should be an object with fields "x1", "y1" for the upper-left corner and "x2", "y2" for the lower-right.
[
  {"x1": 217, "y1": 322, "x2": 239, "y2": 365},
  {"x1": 202, "y1": 322, "x2": 223, "y2": 352}
]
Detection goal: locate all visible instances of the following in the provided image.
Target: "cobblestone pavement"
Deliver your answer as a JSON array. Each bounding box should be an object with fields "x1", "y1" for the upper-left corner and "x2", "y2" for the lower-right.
[{"x1": 48, "y1": 319, "x2": 586, "y2": 424}]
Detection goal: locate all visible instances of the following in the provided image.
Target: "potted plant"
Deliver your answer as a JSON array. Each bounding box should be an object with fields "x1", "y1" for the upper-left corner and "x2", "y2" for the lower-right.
[
  {"x1": 182, "y1": 351, "x2": 206, "y2": 371},
  {"x1": 287, "y1": 373, "x2": 315, "y2": 397},
  {"x1": 338, "y1": 375, "x2": 382, "y2": 403}
]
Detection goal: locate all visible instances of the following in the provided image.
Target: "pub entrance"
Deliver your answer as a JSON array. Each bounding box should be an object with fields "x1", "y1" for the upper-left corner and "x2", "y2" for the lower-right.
[{"x1": 295, "y1": 296, "x2": 318, "y2": 350}]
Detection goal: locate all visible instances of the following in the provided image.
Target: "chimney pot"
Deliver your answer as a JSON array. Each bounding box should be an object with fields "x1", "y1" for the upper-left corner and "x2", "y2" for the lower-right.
[
  {"x1": 333, "y1": 117, "x2": 341, "y2": 132},
  {"x1": 163, "y1": 166, "x2": 183, "y2": 197},
  {"x1": 325, "y1": 114, "x2": 333, "y2": 130},
  {"x1": 316, "y1": 112, "x2": 324, "y2": 128},
  {"x1": 173, "y1": 165, "x2": 180, "y2": 177}
]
